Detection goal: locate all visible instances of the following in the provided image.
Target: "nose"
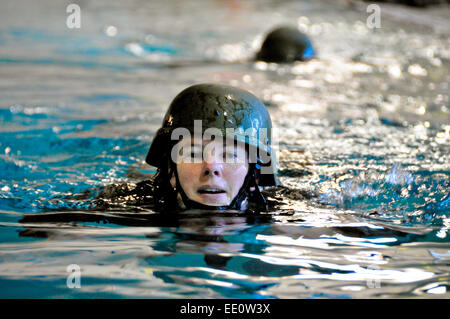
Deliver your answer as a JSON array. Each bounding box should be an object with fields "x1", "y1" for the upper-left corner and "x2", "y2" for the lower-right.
[{"x1": 202, "y1": 161, "x2": 222, "y2": 177}]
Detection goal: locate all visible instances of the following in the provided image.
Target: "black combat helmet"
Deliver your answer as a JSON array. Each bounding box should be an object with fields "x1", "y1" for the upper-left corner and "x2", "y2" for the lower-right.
[
  {"x1": 256, "y1": 26, "x2": 315, "y2": 63},
  {"x1": 146, "y1": 83, "x2": 279, "y2": 187}
]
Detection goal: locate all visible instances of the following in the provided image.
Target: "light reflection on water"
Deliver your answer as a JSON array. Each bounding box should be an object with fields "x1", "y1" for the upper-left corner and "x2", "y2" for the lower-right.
[
  {"x1": 1, "y1": 209, "x2": 448, "y2": 298},
  {"x1": 0, "y1": 0, "x2": 449, "y2": 298}
]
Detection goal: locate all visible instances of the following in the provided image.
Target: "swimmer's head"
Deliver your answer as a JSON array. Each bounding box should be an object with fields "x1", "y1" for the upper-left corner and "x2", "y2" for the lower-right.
[
  {"x1": 256, "y1": 26, "x2": 315, "y2": 63},
  {"x1": 146, "y1": 83, "x2": 278, "y2": 211}
]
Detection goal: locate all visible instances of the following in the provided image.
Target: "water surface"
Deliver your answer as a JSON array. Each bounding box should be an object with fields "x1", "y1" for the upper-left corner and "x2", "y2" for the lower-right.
[{"x1": 0, "y1": 0, "x2": 449, "y2": 298}]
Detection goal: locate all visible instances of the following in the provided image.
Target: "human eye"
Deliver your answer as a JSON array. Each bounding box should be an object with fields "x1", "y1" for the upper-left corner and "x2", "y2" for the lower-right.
[
  {"x1": 190, "y1": 146, "x2": 202, "y2": 159},
  {"x1": 234, "y1": 146, "x2": 247, "y2": 164},
  {"x1": 181, "y1": 145, "x2": 202, "y2": 160},
  {"x1": 220, "y1": 147, "x2": 238, "y2": 163},
  {"x1": 226, "y1": 151, "x2": 238, "y2": 159}
]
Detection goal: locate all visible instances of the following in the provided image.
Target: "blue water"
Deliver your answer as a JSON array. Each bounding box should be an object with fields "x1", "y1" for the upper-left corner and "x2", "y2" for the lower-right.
[{"x1": 0, "y1": 0, "x2": 449, "y2": 298}]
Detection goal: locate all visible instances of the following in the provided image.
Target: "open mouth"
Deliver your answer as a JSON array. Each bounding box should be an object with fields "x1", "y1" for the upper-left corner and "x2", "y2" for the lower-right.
[{"x1": 197, "y1": 187, "x2": 226, "y2": 195}]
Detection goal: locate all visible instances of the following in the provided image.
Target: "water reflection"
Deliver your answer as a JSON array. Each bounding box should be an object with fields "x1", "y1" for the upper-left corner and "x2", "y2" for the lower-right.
[
  {"x1": 0, "y1": 0, "x2": 449, "y2": 298},
  {"x1": 12, "y1": 209, "x2": 447, "y2": 297}
]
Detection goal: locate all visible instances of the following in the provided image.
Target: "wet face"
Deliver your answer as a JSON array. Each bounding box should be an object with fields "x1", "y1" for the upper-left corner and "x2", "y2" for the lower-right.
[{"x1": 173, "y1": 138, "x2": 249, "y2": 207}]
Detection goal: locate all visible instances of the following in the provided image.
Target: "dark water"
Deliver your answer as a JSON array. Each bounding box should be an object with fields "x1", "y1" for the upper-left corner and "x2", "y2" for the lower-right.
[{"x1": 0, "y1": 0, "x2": 449, "y2": 298}]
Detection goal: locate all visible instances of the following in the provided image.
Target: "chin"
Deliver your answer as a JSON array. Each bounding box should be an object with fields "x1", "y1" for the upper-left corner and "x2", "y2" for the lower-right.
[
  {"x1": 193, "y1": 193, "x2": 230, "y2": 207},
  {"x1": 197, "y1": 199, "x2": 230, "y2": 207}
]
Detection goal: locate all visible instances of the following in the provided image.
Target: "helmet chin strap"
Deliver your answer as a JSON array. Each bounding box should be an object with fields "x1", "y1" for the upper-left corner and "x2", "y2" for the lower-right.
[{"x1": 171, "y1": 163, "x2": 265, "y2": 211}]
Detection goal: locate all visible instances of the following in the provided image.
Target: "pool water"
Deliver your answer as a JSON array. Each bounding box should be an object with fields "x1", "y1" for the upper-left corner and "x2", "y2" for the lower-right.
[{"x1": 0, "y1": 0, "x2": 449, "y2": 298}]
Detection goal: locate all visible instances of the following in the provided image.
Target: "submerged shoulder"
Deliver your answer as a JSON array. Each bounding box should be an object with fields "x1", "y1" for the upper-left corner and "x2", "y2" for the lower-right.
[
  {"x1": 261, "y1": 185, "x2": 318, "y2": 209},
  {"x1": 90, "y1": 179, "x2": 156, "y2": 210}
]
